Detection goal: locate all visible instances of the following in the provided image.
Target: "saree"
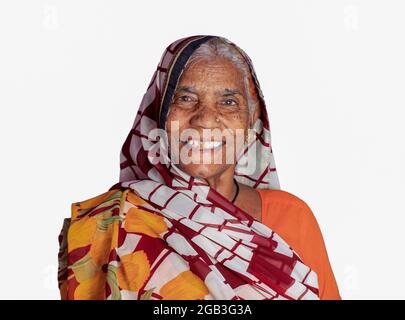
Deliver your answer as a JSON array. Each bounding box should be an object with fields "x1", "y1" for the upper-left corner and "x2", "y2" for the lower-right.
[{"x1": 58, "y1": 35, "x2": 319, "y2": 300}]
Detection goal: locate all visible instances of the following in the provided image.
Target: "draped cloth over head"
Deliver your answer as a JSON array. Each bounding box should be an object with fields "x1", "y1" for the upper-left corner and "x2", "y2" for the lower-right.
[
  {"x1": 116, "y1": 35, "x2": 319, "y2": 299},
  {"x1": 118, "y1": 35, "x2": 280, "y2": 190},
  {"x1": 59, "y1": 35, "x2": 319, "y2": 300}
]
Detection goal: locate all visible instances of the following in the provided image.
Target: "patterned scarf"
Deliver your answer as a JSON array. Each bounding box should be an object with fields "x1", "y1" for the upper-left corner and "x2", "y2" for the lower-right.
[
  {"x1": 59, "y1": 35, "x2": 319, "y2": 300},
  {"x1": 115, "y1": 35, "x2": 319, "y2": 299}
]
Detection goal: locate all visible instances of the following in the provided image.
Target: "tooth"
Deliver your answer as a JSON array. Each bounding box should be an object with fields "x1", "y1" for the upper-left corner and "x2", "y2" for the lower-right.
[
  {"x1": 189, "y1": 140, "x2": 199, "y2": 148},
  {"x1": 185, "y1": 140, "x2": 223, "y2": 149}
]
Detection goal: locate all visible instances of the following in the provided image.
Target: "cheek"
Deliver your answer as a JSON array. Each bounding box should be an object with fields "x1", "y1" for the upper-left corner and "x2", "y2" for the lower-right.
[
  {"x1": 223, "y1": 112, "x2": 250, "y2": 131},
  {"x1": 167, "y1": 106, "x2": 191, "y2": 121},
  {"x1": 166, "y1": 107, "x2": 190, "y2": 142},
  {"x1": 222, "y1": 114, "x2": 249, "y2": 155},
  {"x1": 166, "y1": 106, "x2": 177, "y2": 121},
  {"x1": 166, "y1": 107, "x2": 182, "y2": 130}
]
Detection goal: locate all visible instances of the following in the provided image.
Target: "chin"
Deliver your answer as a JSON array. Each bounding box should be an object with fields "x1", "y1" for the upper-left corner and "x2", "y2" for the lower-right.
[{"x1": 180, "y1": 163, "x2": 230, "y2": 181}]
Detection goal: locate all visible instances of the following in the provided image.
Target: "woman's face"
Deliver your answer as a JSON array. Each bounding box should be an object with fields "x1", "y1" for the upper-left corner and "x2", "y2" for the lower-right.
[{"x1": 166, "y1": 57, "x2": 260, "y2": 181}]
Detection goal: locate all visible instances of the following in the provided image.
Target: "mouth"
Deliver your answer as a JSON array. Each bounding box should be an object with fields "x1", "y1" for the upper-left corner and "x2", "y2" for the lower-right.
[{"x1": 181, "y1": 139, "x2": 225, "y2": 150}]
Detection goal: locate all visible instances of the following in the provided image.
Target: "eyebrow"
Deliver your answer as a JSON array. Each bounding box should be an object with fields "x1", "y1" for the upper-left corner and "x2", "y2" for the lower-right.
[
  {"x1": 175, "y1": 86, "x2": 197, "y2": 94},
  {"x1": 175, "y1": 86, "x2": 243, "y2": 96},
  {"x1": 221, "y1": 88, "x2": 243, "y2": 96}
]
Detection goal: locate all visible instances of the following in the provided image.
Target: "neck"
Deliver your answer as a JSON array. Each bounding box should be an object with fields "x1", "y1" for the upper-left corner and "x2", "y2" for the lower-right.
[{"x1": 205, "y1": 166, "x2": 237, "y2": 202}]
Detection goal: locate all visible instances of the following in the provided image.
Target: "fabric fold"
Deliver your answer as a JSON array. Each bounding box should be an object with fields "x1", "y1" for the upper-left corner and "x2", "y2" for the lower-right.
[{"x1": 58, "y1": 35, "x2": 319, "y2": 300}]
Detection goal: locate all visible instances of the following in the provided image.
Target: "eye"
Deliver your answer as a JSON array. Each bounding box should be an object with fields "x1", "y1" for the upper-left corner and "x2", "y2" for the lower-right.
[
  {"x1": 175, "y1": 95, "x2": 195, "y2": 103},
  {"x1": 221, "y1": 98, "x2": 238, "y2": 106}
]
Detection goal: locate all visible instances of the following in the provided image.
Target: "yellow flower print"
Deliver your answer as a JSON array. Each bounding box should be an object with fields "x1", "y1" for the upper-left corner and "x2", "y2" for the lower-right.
[
  {"x1": 71, "y1": 254, "x2": 98, "y2": 283},
  {"x1": 90, "y1": 222, "x2": 113, "y2": 267},
  {"x1": 127, "y1": 191, "x2": 148, "y2": 206},
  {"x1": 74, "y1": 270, "x2": 106, "y2": 300},
  {"x1": 124, "y1": 207, "x2": 168, "y2": 238},
  {"x1": 160, "y1": 270, "x2": 209, "y2": 300},
  {"x1": 68, "y1": 216, "x2": 97, "y2": 253},
  {"x1": 117, "y1": 251, "x2": 150, "y2": 291}
]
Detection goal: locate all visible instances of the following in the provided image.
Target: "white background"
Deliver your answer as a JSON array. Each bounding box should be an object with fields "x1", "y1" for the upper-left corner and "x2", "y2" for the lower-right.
[{"x1": 1, "y1": 0, "x2": 404, "y2": 299}]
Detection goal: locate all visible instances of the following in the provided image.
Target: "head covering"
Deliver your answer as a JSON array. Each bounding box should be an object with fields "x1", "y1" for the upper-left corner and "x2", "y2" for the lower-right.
[
  {"x1": 108, "y1": 35, "x2": 319, "y2": 299},
  {"x1": 117, "y1": 35, "x2": 280, "y2": 190}
]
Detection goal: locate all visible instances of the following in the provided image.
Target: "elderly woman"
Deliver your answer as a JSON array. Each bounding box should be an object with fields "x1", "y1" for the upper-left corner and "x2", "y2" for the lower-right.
[{"x1": 58, "y1": 35, "x2": 340, "y2": 300}]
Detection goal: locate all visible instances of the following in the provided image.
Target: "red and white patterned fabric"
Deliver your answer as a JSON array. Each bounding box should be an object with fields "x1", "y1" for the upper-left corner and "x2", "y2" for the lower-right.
[{"x1": 114, "y1": 35, "x2": 319, "y2": 299}]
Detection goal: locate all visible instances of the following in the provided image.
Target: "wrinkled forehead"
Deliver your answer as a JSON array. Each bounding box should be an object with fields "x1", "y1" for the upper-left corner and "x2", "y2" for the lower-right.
[
  {"x1": 177, "y1": 57, "x2": 246, "y2": 86},
  {"x1": 155, "y1": 35, "x2": 265, "y2": 128}
]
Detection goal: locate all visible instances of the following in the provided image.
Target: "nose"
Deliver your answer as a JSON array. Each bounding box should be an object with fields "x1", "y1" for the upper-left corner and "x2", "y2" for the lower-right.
[{"x1": 189, "y1": 101, "x2": 221, "y2": 129}]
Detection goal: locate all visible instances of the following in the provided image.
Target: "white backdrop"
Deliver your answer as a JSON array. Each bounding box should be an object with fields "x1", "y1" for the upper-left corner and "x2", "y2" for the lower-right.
[{"x1": 1, "y1": 0, "x2": 404, "y2": 299}]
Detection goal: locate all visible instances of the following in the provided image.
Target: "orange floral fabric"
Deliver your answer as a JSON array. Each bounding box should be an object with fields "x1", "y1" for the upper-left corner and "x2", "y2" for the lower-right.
[
  {"x1": 58, "y1": 189, "x2": 210, "y2": 300},
  {"x1": 58, "y1": 187, "x2": 321, "y2": 300}
]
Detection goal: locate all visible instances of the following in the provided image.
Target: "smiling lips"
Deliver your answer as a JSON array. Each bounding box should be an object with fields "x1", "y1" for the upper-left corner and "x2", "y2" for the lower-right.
[{"x1": 182, "y1": 139, "x2": 225, "y2": 150}]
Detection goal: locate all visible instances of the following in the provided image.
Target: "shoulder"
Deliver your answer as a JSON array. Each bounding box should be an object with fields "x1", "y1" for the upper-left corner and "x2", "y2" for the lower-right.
[
  {"x1": 70, "y1": 188, "x2": 126, "y2": 220},
  {"x1": 258, "y1": 189, "x2": 341, "y2": 299},
  {"x1": 258, "y1": 188, "x2": 313, "y2": 213},
  {"x1": 257, "y1": 188, "x2": 319, "y2": 231}
]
